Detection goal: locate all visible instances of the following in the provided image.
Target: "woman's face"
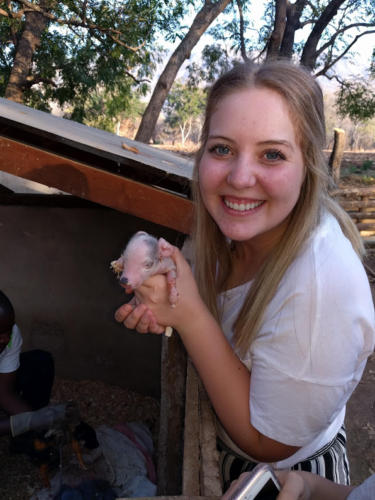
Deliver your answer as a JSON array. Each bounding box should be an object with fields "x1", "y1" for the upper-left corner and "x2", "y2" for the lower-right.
[{"x1": 199, "y1": 87, "x2": 305, "y2": 250}]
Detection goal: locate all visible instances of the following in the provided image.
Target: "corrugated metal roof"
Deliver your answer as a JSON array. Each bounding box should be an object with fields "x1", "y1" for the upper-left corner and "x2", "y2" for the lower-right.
[{"x1": 0, "y1": 98, "x2": 194, "y2": 233}]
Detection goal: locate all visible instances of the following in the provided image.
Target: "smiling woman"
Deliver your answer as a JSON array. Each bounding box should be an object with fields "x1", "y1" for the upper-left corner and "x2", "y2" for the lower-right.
[{"x1": 114, "y1": 60, "x2": 375, "y2": 492}]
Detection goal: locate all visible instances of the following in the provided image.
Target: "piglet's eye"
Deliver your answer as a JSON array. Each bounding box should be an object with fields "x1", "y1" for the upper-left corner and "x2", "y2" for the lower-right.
[{"x1": 144, "y1": 261, "x2": 153, "y2": 269}]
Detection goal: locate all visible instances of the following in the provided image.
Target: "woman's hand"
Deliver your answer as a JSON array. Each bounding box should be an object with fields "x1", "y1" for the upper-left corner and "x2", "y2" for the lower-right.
[
  {"x1": 221, "y1": 470, "x2": 310, "y2": 500},
  {"x1": 114, "y1": 293, "x2": 165, "y2": 334},
  {"x1": 275, "y1": 470, "x2": 311, "y2": 499},
  {"x1": 114, "y1": 245, "x2": 205, "y2": 334}
]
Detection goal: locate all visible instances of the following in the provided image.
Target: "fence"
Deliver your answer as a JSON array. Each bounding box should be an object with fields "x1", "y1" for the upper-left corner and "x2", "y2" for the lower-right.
[{"x1": 331, "y1": 187, "x2": 375, "y2": 241}]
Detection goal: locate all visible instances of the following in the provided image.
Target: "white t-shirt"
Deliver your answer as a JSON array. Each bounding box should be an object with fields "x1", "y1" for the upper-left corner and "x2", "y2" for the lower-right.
[
  {"x1": 217, "y1": 212, "x2": 375, "y2": 469},
  {"x1": 0, "y1": 324, "x2": 22, "y2": 373}
]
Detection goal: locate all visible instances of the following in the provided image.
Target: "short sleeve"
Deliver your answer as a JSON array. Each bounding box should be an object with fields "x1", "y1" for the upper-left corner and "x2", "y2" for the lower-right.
[
  {"x1": 249, "y1": 216, "x2": 375, "y2": 446},
  {"x1": 0, "y1": 324, "x2": 22, "y2": 373}
]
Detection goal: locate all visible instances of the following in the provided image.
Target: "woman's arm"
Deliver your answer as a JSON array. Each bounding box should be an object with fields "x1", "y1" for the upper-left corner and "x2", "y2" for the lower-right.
[{"x1": 115, "y1": 247, "x2": 299, "y2": 462}]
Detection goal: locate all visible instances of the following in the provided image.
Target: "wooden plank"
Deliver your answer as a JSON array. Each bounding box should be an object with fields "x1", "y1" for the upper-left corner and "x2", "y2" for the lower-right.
[
  {"x1": 347, "y1": 211, "x2": 375, "y2": 219},
  {"x1": 182, "y1": 361, "x2": 201, "y2": 496},
  {"x1": 199, "y1": 385, "x2": 222, "y2": 496},
  {"x1": 0, "y1": 137, "x2": 193, "y2": 233},
  {"x1": 337, "y1": 199, "x2": 375, "y2": 210},
  {"x1": 158, "y1": 334, "x2": 187, "y2": 495},
  {"x1": 182, "y1": 361, "x2": 222, "y2": 497},
  {"x1": 331, "y1": 187, "x2": 375, "y2": 197}
]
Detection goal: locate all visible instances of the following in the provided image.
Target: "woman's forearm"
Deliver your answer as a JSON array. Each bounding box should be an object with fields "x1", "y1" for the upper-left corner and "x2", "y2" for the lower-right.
[{"x1": 177, "y1": 303, "x2": 299, "y2": 461}]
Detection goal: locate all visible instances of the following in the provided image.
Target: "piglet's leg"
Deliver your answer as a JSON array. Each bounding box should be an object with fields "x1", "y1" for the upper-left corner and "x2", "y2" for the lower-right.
[
  {"x1": 158, "y1": 237, "x2": 174, "y2": 258},
  {"x1": 166, "y1": 269, "x2": 178, "y2": 307}
]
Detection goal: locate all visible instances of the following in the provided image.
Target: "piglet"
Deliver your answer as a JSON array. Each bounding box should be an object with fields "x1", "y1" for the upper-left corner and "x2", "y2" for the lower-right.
[{"x1": 111, "y1": 231, "x2": 178, "y2": 337}]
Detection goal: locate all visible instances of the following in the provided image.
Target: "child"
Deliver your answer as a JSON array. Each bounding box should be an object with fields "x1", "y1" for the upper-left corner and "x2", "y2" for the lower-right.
[
  {"x1": 115, "y1": 61, "x2": 375, "y2": 488},
  {"x1": 0, "y1": 289, "x2": 65, "y2": 437}
]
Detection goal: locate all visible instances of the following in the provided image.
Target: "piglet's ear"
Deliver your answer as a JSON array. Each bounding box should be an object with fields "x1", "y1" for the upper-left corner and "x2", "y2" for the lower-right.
[{"x1": 158, "y1": 238, "x2": 174, "y2": 258}]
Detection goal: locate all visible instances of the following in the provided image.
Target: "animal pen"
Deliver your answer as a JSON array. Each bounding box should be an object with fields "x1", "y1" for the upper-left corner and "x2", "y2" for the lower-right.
[{"x1": 0, "y1": 97, "x2": 221, "y2": 498}]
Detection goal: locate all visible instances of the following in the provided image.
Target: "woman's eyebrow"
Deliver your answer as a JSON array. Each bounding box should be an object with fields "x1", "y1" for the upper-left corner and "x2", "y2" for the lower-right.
[
  {"x1": 257, "y1": 139, "x2": 294, "y2": 150},
  {"x1": 207, "y1": 135, "x2": 233, "y2": 142}
]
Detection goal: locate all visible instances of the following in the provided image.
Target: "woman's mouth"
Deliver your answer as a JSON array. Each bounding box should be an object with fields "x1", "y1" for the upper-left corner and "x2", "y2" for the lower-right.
[{"x1": 223, "y1": 197, "x2": 264, "y2": 212}]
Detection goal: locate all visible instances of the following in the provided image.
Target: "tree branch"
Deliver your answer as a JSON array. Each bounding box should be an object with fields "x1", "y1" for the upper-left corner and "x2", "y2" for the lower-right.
[
  {"x1": 124, "y1": 70, "x2": 151, "y2": 84},
  {"x1": 315, "y1": 29, "x2": 375, "y2": 76},
  {"x1": 266, "y1": 0, "x2": 287, "y2": 60},
  {"x1": 300, "y1": 0, "x2": 347, "y2": 69},
  {"x1": 15, "y1": 0, "x2": 146, "y2": 52},
  {"x1": 236, "y1": 0, "x2": 250, "y2": 62},
  {"x1": 315, "y1": 22, "x2": 375, "y2": 58}
]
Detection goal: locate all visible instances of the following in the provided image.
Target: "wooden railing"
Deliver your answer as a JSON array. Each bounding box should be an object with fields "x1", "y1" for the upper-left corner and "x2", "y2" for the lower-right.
[{"x1": 331, "y1": 186, "x2": 375, "y2": 240}]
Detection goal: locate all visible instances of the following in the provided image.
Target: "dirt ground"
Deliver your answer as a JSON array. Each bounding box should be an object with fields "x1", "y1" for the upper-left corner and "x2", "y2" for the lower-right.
[{"x1": 346, "y1": 248, "x2": 375, "y2": 486}]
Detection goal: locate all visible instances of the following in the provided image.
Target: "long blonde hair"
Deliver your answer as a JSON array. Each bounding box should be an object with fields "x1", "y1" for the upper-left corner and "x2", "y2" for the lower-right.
[{"x1": 192, "y1": 60, "x2": 363, "y2": 356}]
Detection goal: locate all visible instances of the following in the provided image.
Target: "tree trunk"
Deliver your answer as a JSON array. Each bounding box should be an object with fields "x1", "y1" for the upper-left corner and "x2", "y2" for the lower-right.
[
  {"x1": 279, "y1": 0, "x2": 306, "y2": 59},
  {"x1": 329, "y1": 127, "x2": 346, "y2": 184},
  {"x1": 5, "y1": 1, "x2": 51, "y2": 103},
  {"x1": 236, "y1": 0, "x2": 250, "y2": 63},
  {"x1": 135, "y1": 0, "x2": 231, "y2": 144},
  {"x1": 266, "y1": 0, "x2": 287, "y2": 60},
  {"x1": 300, "y1": 0, "x2": 346, "y2": 69}
]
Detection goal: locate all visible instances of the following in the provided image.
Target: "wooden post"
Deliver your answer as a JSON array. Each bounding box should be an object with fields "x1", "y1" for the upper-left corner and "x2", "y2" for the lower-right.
[{"x1": 329, "y1": 128, "x2": 346, "y2": 185}]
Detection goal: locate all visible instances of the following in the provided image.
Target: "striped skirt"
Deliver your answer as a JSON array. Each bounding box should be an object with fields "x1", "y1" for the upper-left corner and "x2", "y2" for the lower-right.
[{"x1": 219, "y1": 426, "x2": 350, "y2": 492}]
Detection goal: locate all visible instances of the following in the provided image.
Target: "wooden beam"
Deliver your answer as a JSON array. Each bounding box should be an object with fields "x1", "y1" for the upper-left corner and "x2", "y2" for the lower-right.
[{"x1": 0, "y1": 137, "x2": 193, "y2": 234}]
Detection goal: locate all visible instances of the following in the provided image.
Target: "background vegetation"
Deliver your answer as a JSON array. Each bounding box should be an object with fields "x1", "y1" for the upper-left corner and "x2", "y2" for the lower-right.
[{"x1": 1, "y1": 0, "x2": 374, "y2": 150}]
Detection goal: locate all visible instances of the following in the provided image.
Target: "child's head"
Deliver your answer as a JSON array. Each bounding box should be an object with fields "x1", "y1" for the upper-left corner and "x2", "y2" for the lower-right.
[{"x1": 0, "y1": 290, "x2": 15, "y2": 352}]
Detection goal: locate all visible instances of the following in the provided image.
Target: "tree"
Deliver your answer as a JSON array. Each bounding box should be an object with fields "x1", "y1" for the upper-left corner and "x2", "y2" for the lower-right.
[
  {"x1": 0, "y1": 0, "x2": 191, "y2": 121},
  {"x1": 82, "y1": 87, "x2": 146, "y2": 134},
  {"x1": 136, "y1": 0, "x2": 375, "y2": 143},
  {"x1": 163, "y1": 82, "x2": 206, "y2": 145},
  {"x1": 336, "y1": 78, "x2": 375, "y2": 148},
  {"x1": 212, "y1": 0, "x2": 375, "y2": 76},
  {"x1": 135, "y1": 0, "x2": 231, "y2": 143},
  {"x1": 337, "y1": 80, "x2": 375, "y2": 123}
]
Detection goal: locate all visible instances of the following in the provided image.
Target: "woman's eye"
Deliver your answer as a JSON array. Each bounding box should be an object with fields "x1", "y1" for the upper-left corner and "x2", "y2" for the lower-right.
[
  {"x1": 264, "y1": 150, "x2": 285, "y2": 161},
  {"x1": 209, "y1": 144, "x2": 231, "y2": 156}
]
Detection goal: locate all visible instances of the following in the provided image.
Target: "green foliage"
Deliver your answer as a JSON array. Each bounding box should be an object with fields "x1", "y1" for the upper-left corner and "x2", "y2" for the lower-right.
[
  {"x1": 186, "y1": 43, "x2": 234, "y2": 88},
  {"x1": 163, "y1": 81, "x2": 206, "y2": 143},
  {"x1": 361, "y1": 159, "x2": 374, "y2": 170},
  {"x1": 0, "y1": 0, "x2": 193, "y2": 125},
  {"x1": 336, "y1": 80, "x2": 375, "y2": 123},
  {"x1": 83, "y1": 89, "x2": 146, "y2": 133}
]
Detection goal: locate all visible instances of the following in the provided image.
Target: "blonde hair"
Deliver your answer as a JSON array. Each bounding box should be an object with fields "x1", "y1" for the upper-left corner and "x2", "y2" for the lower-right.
[{"x1": 192, "y1": 60, "x2": 364, "y2": 355}]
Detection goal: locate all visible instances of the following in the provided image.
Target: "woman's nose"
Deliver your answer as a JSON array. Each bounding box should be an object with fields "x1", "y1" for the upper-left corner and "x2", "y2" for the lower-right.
[{"x1": 227, "y1": 155, "x2": 257, "y2": 188}]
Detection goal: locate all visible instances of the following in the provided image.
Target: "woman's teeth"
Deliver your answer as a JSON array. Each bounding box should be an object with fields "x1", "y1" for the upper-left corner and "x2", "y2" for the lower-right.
[{"x1": 224, "y1": 199, "x2": 263, "y2": 211}]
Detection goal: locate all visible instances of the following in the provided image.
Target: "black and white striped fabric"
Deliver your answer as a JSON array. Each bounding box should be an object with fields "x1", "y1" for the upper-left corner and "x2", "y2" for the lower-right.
[{"x1": 218, "y1": 426, "x2": 350, "y2": 492}]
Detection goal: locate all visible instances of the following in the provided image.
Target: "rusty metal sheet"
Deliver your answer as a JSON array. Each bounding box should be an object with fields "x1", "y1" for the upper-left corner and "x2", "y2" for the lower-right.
[{"x1": 0, "y1": 97, "x2": 193, "y2": 196}]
